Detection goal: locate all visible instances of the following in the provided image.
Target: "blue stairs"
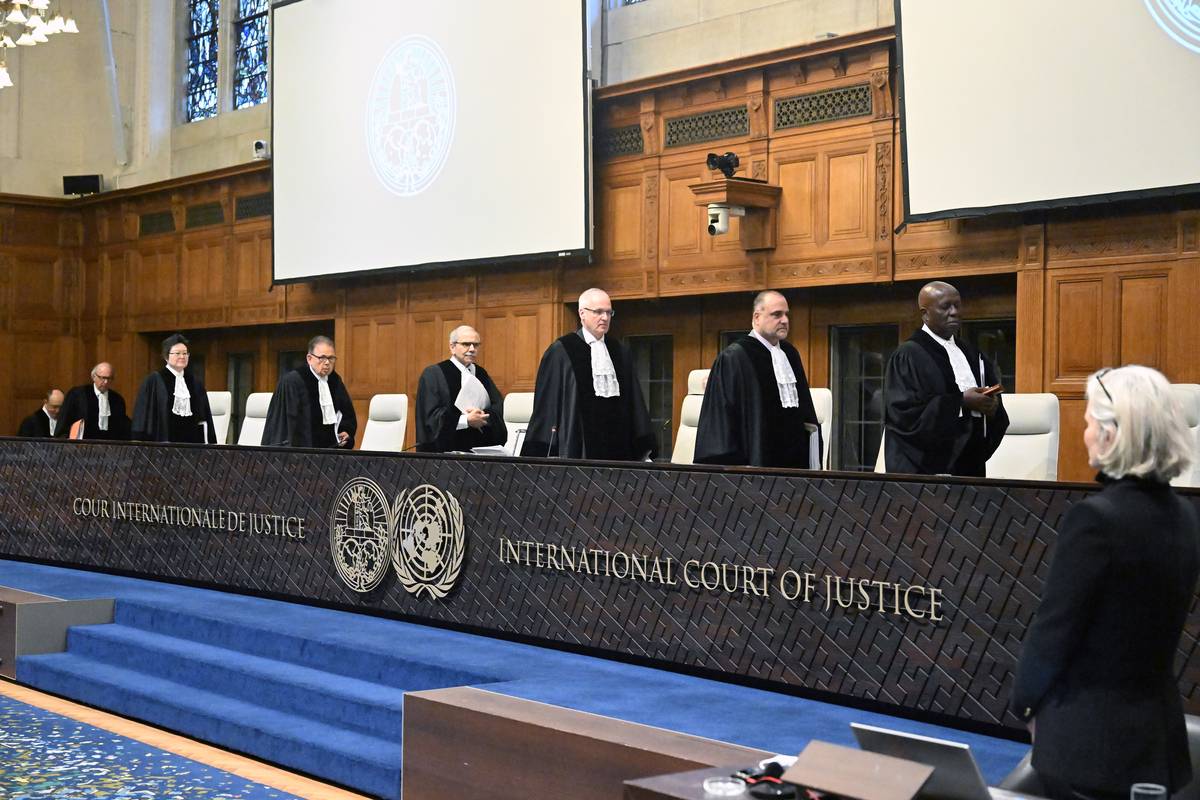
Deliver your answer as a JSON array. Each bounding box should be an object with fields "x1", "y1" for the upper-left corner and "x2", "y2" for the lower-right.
[{"x1": 17, "y1": 599, "x2": 499, "y2": 799}]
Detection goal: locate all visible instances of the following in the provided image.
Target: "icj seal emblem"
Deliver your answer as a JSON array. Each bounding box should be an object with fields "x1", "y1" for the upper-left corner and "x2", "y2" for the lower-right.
[
  {"x1": 1145, "y1": 0, "x2": 1200, "y2": 53},
  {"x1": 329, "y1": 478, "x2": 393, "y2": 593},
  {"x1": 366, "y1": 35, "x2": 457, "y2": 196},
  {"x1": 391, "y1": 484, "x2": 465, "y2": 600}
]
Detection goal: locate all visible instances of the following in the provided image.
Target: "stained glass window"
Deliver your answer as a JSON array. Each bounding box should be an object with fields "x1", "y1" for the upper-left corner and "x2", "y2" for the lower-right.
[
  {"x1": 185, "y1": 0, "x2": 219, "y2": 121},
  {"x1": 233, "y1": 0, "x2": 269, "y2": 109}
]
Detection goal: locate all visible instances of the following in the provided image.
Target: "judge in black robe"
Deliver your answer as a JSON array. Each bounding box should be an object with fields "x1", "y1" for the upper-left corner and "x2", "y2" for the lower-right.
[
  {"x1": 416, "y1": 325, "x2": 508, "y2": 453},
  {"x1": 17, "y1": 389, "x2": 64, "y2": 437},
  {"x1": 883, "y1": 282, "x2": 1009, "y2": 476},
  {"x1": 262, "y1": 335, "x2": 358, "y2": 448},
  {"x1": 57, "y1": 364, "x2": 130, "y2": 440},
  {"x1": 131, "y1": 334, "x2": 216, "y2": 444},
  {"x1": 695, "y1": 291, "x2": 821, "y2": 468},
  {"x1": 521, "y1": 288, "x2": 657, "y2": 461}
]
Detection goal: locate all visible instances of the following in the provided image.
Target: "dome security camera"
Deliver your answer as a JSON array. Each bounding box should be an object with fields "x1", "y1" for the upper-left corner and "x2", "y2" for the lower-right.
[{"x1": 707, "y1": 203, "x2": 745, "y2": 236}]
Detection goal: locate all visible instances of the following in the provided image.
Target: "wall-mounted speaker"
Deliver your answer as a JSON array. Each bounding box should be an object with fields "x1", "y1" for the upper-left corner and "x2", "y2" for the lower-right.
[{"x1": 63, "y1": 174, "x2": 102, "y2": 196}]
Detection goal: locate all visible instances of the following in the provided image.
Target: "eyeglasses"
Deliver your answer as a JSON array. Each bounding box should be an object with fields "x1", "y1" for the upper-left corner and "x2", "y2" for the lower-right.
[
  {"x1": 1094, "y1": 367, "x2": 1114, "y2": 404},
  {"x1": 308, "y1": 354, "x2": 338, "y2": 364},
  {"x1": 582, "y1": 308, "x2": 615, "y2": 319},
  {"x1": 94, "y1": 375, "x2": 113, "y2": 381},
  {"x1": 168, "y1": 350, "x2": 189, "y2": 357},
  {"x1": 455, "y1": 341, "x2": 481, "y2": 349}
]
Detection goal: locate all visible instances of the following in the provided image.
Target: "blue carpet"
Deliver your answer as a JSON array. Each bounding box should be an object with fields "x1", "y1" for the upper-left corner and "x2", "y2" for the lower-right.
[
  {"x1": 0, "y1": 694, "x2": 300, "y2": 799},
  {"x1": 1, "y1": 559, "x2": 1030, "y2": 791}
]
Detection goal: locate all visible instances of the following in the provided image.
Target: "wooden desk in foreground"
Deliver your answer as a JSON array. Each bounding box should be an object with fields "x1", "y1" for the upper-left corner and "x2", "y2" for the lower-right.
[
  {"x1": 0, "y1": 437, "x2": 1197, "y2": 734},
  {"x1": 403, "y1": 687, "x2": 768, "y2": 800}
]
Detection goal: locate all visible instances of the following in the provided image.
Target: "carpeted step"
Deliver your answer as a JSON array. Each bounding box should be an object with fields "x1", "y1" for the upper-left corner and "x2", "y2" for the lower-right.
[
  {"x1": 66, "y1": 623, "x2": 407, "y2": 740},
  {"x1": 113, "y1": 599, "x2": 495, "y2": 688},
  {"x1": 16, "y1": 651, "x2": 403, "y2": 800}
]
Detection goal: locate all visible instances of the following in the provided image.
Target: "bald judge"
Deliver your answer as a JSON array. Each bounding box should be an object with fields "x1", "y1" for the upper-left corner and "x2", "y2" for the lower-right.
[
  {"x1": 695, "y1": 290, "x2": 821, "y2": 468},
  {"x1": 18, "y1": 389, "x2": 64, "y2": 437},
  {"x1": 415, "y1": 325, "x2": 507, "y2": 452},
  {"x1": 521, "y1": 288, "x2": 657, "y2": 460},
  {"x1": 883, "y1": 281, "x2": 1009, "y2": 476}
]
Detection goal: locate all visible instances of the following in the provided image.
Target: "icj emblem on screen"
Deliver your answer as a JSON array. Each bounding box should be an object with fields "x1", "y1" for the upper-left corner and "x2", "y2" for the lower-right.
[
  {"x1": 1144, "y1": 0, "x2": 1200, "y2": 53},
  {"x1": 366, "y1": 35, "x2": 457, "y2": 196},
  {"x1": 330, "y1": 479, "x2": 466, "y2": 599}
]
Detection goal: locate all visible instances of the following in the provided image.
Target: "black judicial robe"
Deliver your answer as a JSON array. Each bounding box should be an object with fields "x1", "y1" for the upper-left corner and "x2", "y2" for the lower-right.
[
  {"x1": 17, "y1": 408, "x2": 54, "y2": 438},
  {"x1": 131, "y1": 368, "x2": 215, "y2": 444},
  {"x1": 883, "y1": 329, "x2": 1009, "y2": 476},
  {"x1": 520, "y1": 330, "x2": 657, "y2": 461},
  {"x1": 694, "y1": 336, "x2": 821, "y2": 469},
  {"x1": 415, "y1": 360, "x2": 507, "y2": 453},
  {"x1": 262, "y1": 367, "x2": 357, "y2": 448},
  {"x1": 56, "y1": 385, "x2": 130, "y2": 441}
]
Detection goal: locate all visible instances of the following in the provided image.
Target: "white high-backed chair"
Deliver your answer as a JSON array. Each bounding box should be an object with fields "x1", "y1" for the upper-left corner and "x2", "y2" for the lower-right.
[
  {"x1": 810, "y1": 388, "x2": 832, "y2": 470},
  {"x1": 237, "y1": 392, "x2": 272, "y2": 447},
  {"x1": 503, "y1": 392, "x2": 535, "y2": 456},
  {"x1": 671, "y1": 369, "x2": 709, "y2": 465},
  {"x1": 207, "y1": 391, "x2": 232, "y2": 445},
  {"x1": 360, "y1": 394, "x2": 408, "y2": 453},
  {"x1": 1172, "y1": 384, "x2": 1200, "y2": 488},
  {"x1": 986, "y1": 393, "x2": 1061, "y2": 481}
]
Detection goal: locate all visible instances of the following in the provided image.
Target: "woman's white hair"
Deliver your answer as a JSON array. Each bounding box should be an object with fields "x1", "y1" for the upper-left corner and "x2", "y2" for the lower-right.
[{"x1": 1086, "y1": 365, "x2": 1192, "y2": 482}]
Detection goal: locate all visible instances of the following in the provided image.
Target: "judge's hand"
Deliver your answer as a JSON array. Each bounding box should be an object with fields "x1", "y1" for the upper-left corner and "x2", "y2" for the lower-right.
[
  {"x1": 465, "y1": 408, "x2": 490, "y2": 429},
  {"x1": 337, "y1": 431, "x2": 351, "y2": 446},
  {"x1": 962, "y1": 387, "x2": 999, "y2": 416}
]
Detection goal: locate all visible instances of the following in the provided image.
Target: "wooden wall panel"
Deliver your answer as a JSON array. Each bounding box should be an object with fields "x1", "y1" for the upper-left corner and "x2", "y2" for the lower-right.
[
  {"x1": 1117, "y1": 273, "x2": 1168, "y2": 370},
  {"x1": 1048, "y1": 275, "x2": 1105, "y2": 392},
  {"x1": 776, "y1": 154, "x2": 817, "y2": 246},
  {"x1": 827, "y1": 149, "x2": 868, "y2": 242}
]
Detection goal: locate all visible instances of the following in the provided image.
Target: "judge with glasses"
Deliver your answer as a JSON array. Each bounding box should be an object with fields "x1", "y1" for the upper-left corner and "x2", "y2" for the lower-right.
[{"x1": 262, "y1": 335, "x2": 357, "y2": 448}]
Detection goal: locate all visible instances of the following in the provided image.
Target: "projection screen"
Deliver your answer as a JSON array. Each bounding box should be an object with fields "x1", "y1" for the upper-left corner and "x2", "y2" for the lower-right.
[
  {"x1": 896, "y1": 0, "x2": 1200, "y2": 223},
  {"x1": 271, "y1": 0, "x2": 589, "y2": 282}
]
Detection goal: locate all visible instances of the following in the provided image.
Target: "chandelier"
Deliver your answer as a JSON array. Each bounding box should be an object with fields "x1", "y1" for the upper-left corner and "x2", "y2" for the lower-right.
[{"x1": 0, "y1": 1, "x2": 81, "y2": 90}]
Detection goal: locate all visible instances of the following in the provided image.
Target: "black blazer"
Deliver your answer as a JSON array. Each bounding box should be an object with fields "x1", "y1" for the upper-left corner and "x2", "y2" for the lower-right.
[{"x1": 1012, "y1": 476, "x2": 1200, "y2": 793}]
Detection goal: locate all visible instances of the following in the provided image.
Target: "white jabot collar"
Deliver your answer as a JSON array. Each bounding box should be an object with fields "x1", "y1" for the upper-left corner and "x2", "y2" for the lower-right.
[
  {"x1": 750, "y1": 330, "x2": 799, "y2": 408},
  {"x1": 94, "y1": 385, "x2": 110, "y2": 430},
  {"x1": 450, "y1": 356, "x2": 475, "y2": 375},
  {"x1": 310, "y1": 366, "x2": 336, "y2": 424},
  {"x1": 581, "y1": 328, "x2": 620, "y2": 398},
  {"x1": 167, "y1": 364, "x2": 191, "y2": 417}
]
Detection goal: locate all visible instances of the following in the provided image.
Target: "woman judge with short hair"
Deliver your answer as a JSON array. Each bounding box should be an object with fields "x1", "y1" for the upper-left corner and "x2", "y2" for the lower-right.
[{"x1": 1012, "y1": 365, "x2": 1198, "y2": 799}]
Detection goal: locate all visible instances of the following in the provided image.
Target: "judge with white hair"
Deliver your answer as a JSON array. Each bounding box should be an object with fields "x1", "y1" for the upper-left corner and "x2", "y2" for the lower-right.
[
  {"x1": 1011, "y1": 365, "x2": 1198, "y2": 799},
  {"x1": 521, "y1": 288, "x2": 657, "y2": 460},
  {"x1": 415, "y1": 325, "x2": 507, "y2": 453}
]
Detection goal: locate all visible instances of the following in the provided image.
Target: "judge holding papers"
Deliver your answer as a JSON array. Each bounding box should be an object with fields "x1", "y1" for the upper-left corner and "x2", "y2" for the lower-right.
[
  {"x1": 263, "y1": 335, "x2": 357, "y2": 448},
  {"x1": 131, "y1": 333, "x2": 216, "y2": 444},
  {"x1": 883, "y1": 281, "x2": 1008, "y2": 476},
  {"x1": 694, "y1": 290, "x2": 821, "y2": 468},
  {"x1": 58, "y1": 363, "x2": 130, "y2": 441},
  {"x1": 415, "y1": 325, "x2": 507, "y2": 453},
  {"x1": 521, "y1": 288, "x2": 657, "y2": 461}
]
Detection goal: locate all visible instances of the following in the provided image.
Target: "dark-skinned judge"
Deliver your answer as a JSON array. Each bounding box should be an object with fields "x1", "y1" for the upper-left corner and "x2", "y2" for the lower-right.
[
  {"x1": 521, "y1": 288, "x2": 657, "y2": 460},
  {"x1": 17, "y1": 389, "x2": 64, "y2": 437},
  {"x1": 131, "y1": 334, "x2": 216, "y2": 443},
  {"x1": 262, "y1": 335, "x2": 357, "y2": 448},
  {"x1": 57, "y1": 362, "x2": 131, "y2": 440},
  {"x1": 695, "y1": 290, "x2": 821, "y2": 468},
  {"x1": 883, "y1": 281, "x2": 1009, "y2": 476},
  {"x1": 415, "y1": 325, "x2": 507, "y2": 453}
]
